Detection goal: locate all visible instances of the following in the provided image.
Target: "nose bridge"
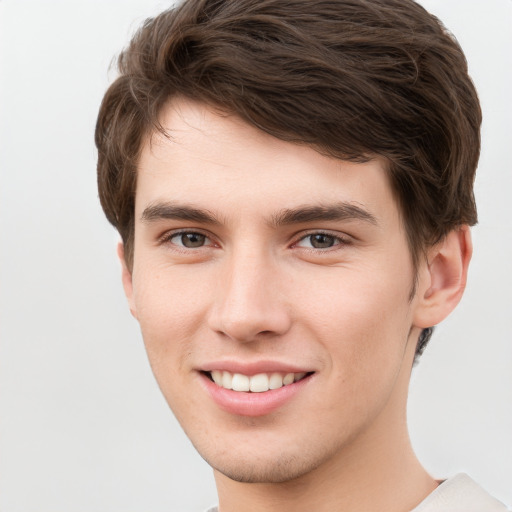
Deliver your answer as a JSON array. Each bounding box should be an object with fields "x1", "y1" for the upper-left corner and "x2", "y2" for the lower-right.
[{"x1": 209, "y1": 244, "x2": 290, "y2": 342}]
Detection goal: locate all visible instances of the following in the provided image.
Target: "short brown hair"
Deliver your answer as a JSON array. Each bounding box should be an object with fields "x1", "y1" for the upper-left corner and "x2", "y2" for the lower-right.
[{"x1": 95, "y1": 0, "x2": 481, "y2": 356}]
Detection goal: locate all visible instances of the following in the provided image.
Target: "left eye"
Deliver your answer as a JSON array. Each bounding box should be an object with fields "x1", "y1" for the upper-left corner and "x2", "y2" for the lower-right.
[
  {"x1": 296, "y1": 233, "x2": 343, "y2": 249},
  {"x1": 169, "y1": 232, "x2": 210, "y2": 248}
]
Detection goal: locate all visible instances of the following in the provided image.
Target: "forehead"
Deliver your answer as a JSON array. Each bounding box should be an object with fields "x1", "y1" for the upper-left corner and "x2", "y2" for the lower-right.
[{"x1": 135, "y1": 98, "x2": 399, "y2": 226}]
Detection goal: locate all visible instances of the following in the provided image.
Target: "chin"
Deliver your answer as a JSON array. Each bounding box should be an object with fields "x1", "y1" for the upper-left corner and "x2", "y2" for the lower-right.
[
  {"x1": 198, "y1": 443, "x2": 328, "y2": 484},
  {"x1": 212, "y1": 458, "x2": 315, "y2": 484}
]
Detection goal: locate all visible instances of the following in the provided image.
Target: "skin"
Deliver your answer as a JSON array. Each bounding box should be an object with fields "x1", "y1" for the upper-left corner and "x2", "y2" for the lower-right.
[{"x1": 120, "y1": 98, "x2": 472, "y2": 512}]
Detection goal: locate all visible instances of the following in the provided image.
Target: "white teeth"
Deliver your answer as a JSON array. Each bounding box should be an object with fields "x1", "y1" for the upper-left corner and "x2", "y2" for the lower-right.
[
  {"x1": 231, "y1": 373, "x2": 250, "y2": 392},
  {"x1": 209, "y1": 370, "x2": 308, "y2": 392},
  {"x1": 283, "y1": 373, "x2": 295, "y2": 385},
  {"x1": 269, "y1": 373, "x2": 283, "y2": 390},
  {"x1": 249, "y1": 373, "x2": 269, "y2": 393},
  {"x1": 221, "y1": 371, "x2": 233, "y2": 389}
]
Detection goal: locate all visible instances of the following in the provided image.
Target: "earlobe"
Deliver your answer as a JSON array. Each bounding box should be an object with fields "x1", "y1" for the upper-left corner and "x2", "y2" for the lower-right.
[
  {"x1": 413, "y1": 226, "x2": 472, "y2": 328},
  {"x1": 117, "y1": 242, "x2": 138, "y2": 319}
]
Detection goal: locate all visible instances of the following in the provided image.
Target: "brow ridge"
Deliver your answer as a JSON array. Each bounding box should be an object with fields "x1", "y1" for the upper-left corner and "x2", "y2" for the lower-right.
[
  {"x1": 141, "y1": 202, "x2": 220, "y2": 225},
  {"x1": 270, "y1": 203, "x2": 378, "y2": 227},
  {"x1": 140, "y1": 201, "x2": 377, "y2": 228}
]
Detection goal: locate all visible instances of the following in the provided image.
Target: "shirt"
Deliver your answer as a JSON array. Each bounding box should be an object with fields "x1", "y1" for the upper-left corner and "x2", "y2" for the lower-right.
[{"x1": 205, "y1": 473, "x2": 509, "y2": 512}]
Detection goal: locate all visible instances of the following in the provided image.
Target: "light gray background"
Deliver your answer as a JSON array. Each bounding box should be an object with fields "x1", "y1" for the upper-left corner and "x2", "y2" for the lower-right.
[{"x1": 0, "y1": 1, "x2": 510, "y2": 511}]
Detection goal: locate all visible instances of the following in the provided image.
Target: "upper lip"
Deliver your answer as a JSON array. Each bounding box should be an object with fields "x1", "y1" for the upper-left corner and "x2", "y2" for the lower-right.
[{"x1": 199, "y1": 360, "x2": 314, "y2": 376}]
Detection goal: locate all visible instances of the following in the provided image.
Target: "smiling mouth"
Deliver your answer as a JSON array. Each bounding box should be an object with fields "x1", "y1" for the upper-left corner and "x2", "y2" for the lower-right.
[{"x1": 203, "y1": 370, "x2": 313, "y2": 393}]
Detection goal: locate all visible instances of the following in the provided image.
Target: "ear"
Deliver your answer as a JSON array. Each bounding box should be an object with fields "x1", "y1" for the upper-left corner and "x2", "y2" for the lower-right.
[
  {"x1": 117, "y1": 242, "x2": 138, "y2": 319},
  {"x1": 413, "y1": 226, "x2": 472, "y2": 328}
]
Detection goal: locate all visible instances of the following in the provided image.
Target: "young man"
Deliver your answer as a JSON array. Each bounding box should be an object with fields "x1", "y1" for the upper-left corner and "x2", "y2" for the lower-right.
[{"x1": 95, "y1": 1, "x2": 508, "y2": 510}]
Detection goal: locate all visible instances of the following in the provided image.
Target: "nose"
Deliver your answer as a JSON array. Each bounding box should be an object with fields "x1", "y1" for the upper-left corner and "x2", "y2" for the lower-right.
[{"x1": 207, "y1": 249, "x2": 292, "y2": 343}]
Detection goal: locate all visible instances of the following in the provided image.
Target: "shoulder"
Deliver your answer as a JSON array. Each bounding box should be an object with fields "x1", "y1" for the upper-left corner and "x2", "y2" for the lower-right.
[
  {"x1": 203, "y1": 475, "x2": 508, "y2": 512},
  {"x1": 411, "y1": 474, "x2": 510, "y2": 512}
]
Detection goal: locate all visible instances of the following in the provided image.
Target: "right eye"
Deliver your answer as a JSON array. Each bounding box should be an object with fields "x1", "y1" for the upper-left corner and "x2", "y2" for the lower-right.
[
  {"x1": 166, "y1": 231, "x2": 212, "y2": 249},
  {"x1": 297, "y1": 233, "x2": 338, "y2": 249}
]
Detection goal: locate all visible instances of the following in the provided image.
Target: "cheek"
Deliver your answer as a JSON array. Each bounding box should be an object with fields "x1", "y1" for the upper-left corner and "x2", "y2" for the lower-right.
[
  {"x1": 299, "y1": 262, "x2": 414, "y2": 371},
  {"x1": 131, "y1": 265, "x2": 210, "y2": 372},
  {"x1": 131, "y1": 271, "x2": 205, "y2": 419},
  {"x1": 304, "y1": 259, "x2": 412, "y2": 324},
  {"x1": 134, "y1": 260, "x2": 210, "y2": 322},
  {"x1": 299, "y1": 270, "x2": 414, "y2": 431}
]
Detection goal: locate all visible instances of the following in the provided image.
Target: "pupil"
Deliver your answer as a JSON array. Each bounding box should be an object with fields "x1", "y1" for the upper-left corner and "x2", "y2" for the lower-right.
[
  {"x1": 311, "y1": 234, "x2": 334, "y2": 248},
  {"x1": 182, "y1": 233, "x2": 205, "y2": 248}
]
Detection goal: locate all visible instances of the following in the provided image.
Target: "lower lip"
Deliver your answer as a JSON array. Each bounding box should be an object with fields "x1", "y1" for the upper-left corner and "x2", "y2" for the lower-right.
[{"x1": 199, "y1": 372, "x2": 313, "y2": 417}]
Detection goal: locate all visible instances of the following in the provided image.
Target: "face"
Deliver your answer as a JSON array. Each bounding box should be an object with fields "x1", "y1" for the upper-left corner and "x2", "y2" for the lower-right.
[{"x1": 124, "y1": 98, "x2": 427, "y2": 484}]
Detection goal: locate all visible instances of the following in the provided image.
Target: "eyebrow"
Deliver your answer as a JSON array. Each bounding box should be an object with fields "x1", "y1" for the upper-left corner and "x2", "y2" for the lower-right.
[
  {"x1": 140, "y1": 201, "x2": 378, "y2": 228},
  {"x1": 141, "y1": 202, "x2": 221, "y2": 225},
  {"x1": 270, "y1": 203, "x2": 378, "y2": 227}
]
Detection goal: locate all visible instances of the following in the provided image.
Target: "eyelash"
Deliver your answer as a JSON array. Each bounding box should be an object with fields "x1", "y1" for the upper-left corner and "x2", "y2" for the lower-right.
[
  {"x1": 158, "y1": 229, "x2": 351, "y2": 252},
  {"x1": 158, "y1": 230, "x2": 216, "y2": 250},
  {"x1": 292, "y1": 231, "x2": 351, "y2": 251}
]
